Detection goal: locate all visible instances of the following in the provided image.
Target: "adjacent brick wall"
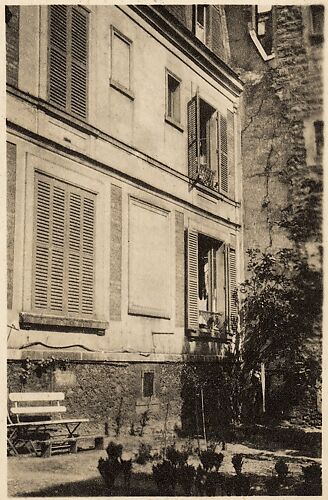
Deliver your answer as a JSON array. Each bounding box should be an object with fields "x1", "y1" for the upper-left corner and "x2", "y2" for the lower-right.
[
  {"x1": 6, "y1": 6, "x2": 19, "y2": 87},
  {"x1": 109, "y1": 185, "x2": 122, "y2": 321},
  {"x1": 7, "y1": 142, "x2": 16, "y2": 309},
  {"x1": 175, "y1": 211, "x2": 184, "y2": 327}
]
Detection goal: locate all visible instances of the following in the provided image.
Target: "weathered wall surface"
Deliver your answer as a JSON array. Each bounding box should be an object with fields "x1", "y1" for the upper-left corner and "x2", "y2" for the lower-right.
[
  {"x1": 7, "y1": 361, "x2": 183, "y2": 436},
  {"x1": 6, "y1": 6, "x2": 19, "y2": 86},
  {"x1": 226, "y1": 5, "x2": 323, "y2": 427}
]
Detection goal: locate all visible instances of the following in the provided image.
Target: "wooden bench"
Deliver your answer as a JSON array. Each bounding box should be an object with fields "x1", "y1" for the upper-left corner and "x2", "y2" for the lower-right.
[{"x1": 7, "y1": 392, "x2": 97, "y2": 457}]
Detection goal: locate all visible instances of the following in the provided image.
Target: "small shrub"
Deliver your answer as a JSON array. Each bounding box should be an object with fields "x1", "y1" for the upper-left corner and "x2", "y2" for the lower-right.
[
  {"x1": 166, "y1": 444, "x2": 189, "y2": 466},
  {"x1": 199, "y1": 450, "x2": 224, "y2": 471},
  {"x1": 275, "y1": 458, "x2": 289, "y2": 481},
  {"x1": 232, "y1": 453, "x2": 244, "y2": 475},
  {"x1": 135, "y1": 442, "x2": 152, "y2": 464},
  {"x1": 152, "y1": 460, "x2": 177, "y2": 495},
  {"x1": 106, "y1": 441, "x2": 123, "y2": 461},
  {"x1": 176, "y1": 464, "x2": 196, "y2": 495}
]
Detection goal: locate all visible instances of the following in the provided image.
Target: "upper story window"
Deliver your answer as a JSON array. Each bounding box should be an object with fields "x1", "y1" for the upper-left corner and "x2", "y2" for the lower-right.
[
  {"x1": 110, "y1": 27, "x2": 134, "y2": 99},
  {"x1": 33, "y1": 172, "x2": 96, "y2": 318},
  {"x1": 256, "y1": 4, "x2": 273, "y2": 55},
  {"x1": 49, "y1": 5, "x2": 89, "y2": 118},
  {"x1": 165, "y1": 70, "x2": 181, "y2": 127},
  {"x1": 187, "y1": 91, "x2": 234, "y2": 197},
  {"x1": 193, "y1": 5, "x2": 208, "y2": 44},
  {"x1": 310, "y1": 5, "x2": 324, "y2": 42}
]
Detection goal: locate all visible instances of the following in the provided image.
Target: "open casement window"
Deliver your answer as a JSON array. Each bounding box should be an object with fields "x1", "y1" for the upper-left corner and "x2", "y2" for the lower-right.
[
  {"x1": 33, "y1": 172, "x2": 95, "y2": 317},
  {"x1": 193, "y1": 5, "x2": 210, "y2": 45},
  {"x1": 188, "y1": 94, "x2": 234, "y2": 196},
  {"x1": 186, "y1": 230, "x2": 238, "y2": 335},
  {"x1": 49, "y1": 5, "x2": 88, "y2": 118}
]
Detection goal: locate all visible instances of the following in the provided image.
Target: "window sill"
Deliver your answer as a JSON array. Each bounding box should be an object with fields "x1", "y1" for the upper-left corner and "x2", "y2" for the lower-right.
[
  {"x1": 109, "y1": 79, "x2": 135, "y2": 100},
  {"x1": 186, "y1": 329, "x2": 230, "y2": 343},
  {"x1": 164, "y1": 115, "x2": 184, "y2": 132},
  {"x1": 19, "y1": 312, "x2": 108, "y2": 336}
]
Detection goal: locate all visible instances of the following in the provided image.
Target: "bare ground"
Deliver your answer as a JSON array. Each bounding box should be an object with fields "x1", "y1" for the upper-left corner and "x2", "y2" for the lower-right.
[{"x1": 7, "y1": 439, "x2": 321, "y2": 497}]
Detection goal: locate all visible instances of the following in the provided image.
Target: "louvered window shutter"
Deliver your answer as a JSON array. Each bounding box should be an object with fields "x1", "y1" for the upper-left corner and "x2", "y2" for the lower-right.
[
  {"x1": 34, "y1": 173, "x2": 95, "y2": 317},
  {"x1": 49, "y1": 6, "x2": 88, "y2": 118},
  {"x1": 49, "y1": 5, "x2": 68, "y2": 110},
  {"x1": 68, "y1": 191, "x2": 95, "y2": 316},
  {"x1": 70, "y1": 7, "x2": 88, "y2": 118},
  {"x1": 225, "y1": 244, "x2": 238, "y2": 334},
  {"x1": 187, "y1": 93, "x2": 200, "y2": 181},
  {"x1": 227, "y1": 110, "x2": 235, "y2": 199},
  {"x1": 187, "y1": 229, "x2": 199, "y2": 331},
  {"x1": 218, "y1": 114, "x2": 228, "y2": 194},
  {"x1": 34, "y1": 178, "x2": 51, "y2": 310}
]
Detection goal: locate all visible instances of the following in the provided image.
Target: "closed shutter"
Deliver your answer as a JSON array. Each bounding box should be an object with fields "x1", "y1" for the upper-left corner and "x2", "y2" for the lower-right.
[
  {"x1": 71, "y1": 7, "x2": 88, "y2": 117},
  {"x1": 34, "y1": 173, "x2": 95, "y2": 317},
  {"x1": 50, "y1": 185, "x2": 65, "y2": 311},
  {"x1": 81, "y1": 197, "x2": 95, "y2": 314},
  {"x1": 227, "y1": 109, "x2": 235, "y2": 199},
  {"x1": 49, "y1": 5, "x2": 88, "y2": 118},
  {"x1": 187, "y1": 93, "x2": 200, "y2": 181},
  {"x1": 34, "y1": 178, "x2": 51, "y2": 310},
  {"x1": 187, "y1": 229, "x2": 199, "y2": 330},
  {"x1": 218, "y1": 114, "x2": 228, "y2": 194},
  {"x1": 49, "y1": 5, "x2": 68, "y2": 110}
]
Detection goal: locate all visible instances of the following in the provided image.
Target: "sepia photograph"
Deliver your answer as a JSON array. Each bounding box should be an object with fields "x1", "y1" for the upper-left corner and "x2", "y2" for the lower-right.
[{"x1": 6, "y1": 1, "x2": 323, "y2": 496}]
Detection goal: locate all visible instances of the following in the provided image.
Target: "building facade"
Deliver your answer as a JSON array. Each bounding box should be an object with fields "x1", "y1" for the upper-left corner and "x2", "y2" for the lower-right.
[{"x1": 6, "y1": 5, "x2": 243, "y2": 435}]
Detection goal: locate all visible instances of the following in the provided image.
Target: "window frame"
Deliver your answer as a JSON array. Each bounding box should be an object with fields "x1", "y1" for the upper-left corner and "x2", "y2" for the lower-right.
[
  {"x1": 309, "y1": 5, "x2": 324, "y2": 42},
  {"x1": 110, "y1": 26, "x2": 134, "y2": 100},
  {"x1": 186, "y1": 228, "x2": 237, "y2": 339},
  {"x1": 165, "y1": 69, "x2": 183, "y2": 131},
  {"x1": 47, "y1": 4, "x2": 90, "y2": 118},
  {"x1": 193, "y1": 5, "x2": 209, "y2": 45},
  {"x1": 142, "y1": 370, "x2": 155, "y2": 399},
  {"x1": 19, "y1": 155, "x2": 109, "y2": 334}
]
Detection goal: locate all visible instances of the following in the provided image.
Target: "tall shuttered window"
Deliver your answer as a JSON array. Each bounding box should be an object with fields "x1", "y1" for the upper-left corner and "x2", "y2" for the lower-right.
[
  {"x1": 187, "y1": 94, "x2": 234, "y2": 196},
  {"x1": 49, "y1": 5, "x2": 88, "y2": 118},
  {"x1": 186, "y1": 229, "x2": 237, "y2": 336},
  {"x1": 33, "y1": 173, "x2": 95, "y2": 317}
]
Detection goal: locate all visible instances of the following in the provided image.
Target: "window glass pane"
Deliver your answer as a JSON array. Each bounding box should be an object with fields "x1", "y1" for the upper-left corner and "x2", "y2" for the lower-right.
[
  {"x1": 197, "y1": 6, "x2": 205, "y2": 26},
  {"x1": 112, "y1": 32, "x2": 130, "y2": 89},
  {"x1": 143, "y1": 372, "x2": 154, "y2": 397},
  {"x1": 167, "y1": 74, "x2": 180, "y2": 122}
]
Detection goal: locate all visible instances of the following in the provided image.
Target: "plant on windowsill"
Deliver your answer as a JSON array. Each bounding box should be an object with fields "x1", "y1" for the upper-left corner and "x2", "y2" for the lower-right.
[{"x1": 198, "y1": 312, "x2": 225, "y2": 339}]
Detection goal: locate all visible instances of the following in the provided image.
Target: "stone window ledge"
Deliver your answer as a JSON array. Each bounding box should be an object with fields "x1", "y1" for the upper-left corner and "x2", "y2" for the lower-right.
[{"x1": 19, "y1": 312, "x2": 108, "y2": 335}]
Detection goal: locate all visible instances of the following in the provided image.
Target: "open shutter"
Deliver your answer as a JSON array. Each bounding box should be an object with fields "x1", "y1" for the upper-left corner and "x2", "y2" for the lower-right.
[
  {"x1": 225, "y1": 244, "x2": 238, "y2": 334},
  {"x1": 49, "y1": 5, "x2": 68, "y2": 109},
  {"x1": 34, "y1": 178, "x2": 51, "y2": 310},
  {"x1": 227, "y1": 109, "x2": 235, "y2": 199},
  {"x1": 187, "y1": 229, "x2": 199, "y2": 330},
  {"x1": 187, "y1": 93, "x2": 200, "y2": 181},
  {"x1": 218, "y1": 113, "x2": 228, "y2": 194},
  {"x1": 71, "y1": 7, "x2": 88, "y2": 118}
]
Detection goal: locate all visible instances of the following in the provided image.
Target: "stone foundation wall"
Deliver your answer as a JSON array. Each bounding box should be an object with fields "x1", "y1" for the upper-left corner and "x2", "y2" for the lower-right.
[{"x1": 7, "y1": 360, "x2": 183, "y2": 438}]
